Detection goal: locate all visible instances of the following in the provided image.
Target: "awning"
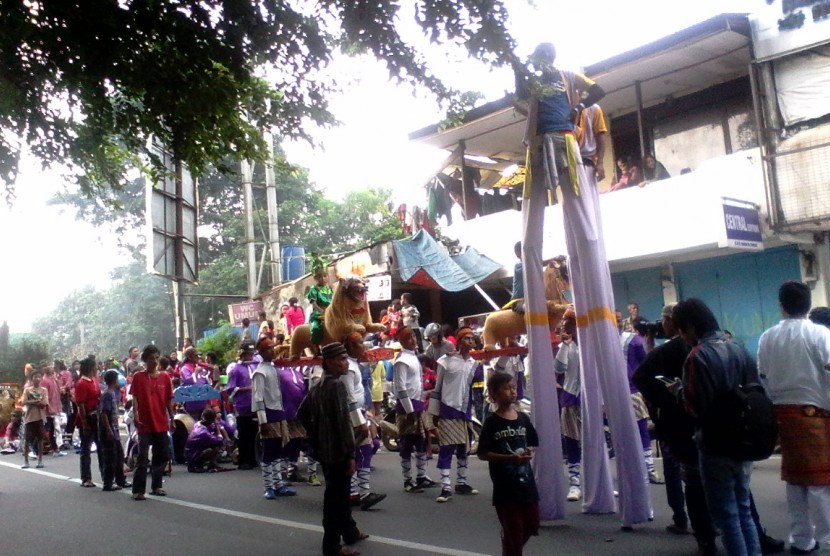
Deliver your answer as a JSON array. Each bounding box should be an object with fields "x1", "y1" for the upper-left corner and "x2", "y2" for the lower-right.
[{"x1": 392, "y1": 230, "x2": 502, "y2": 291}]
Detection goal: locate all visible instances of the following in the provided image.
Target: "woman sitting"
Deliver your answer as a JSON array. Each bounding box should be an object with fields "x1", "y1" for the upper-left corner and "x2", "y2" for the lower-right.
[{"x1": 609, "y1": 156, "x2": 643, "y2": 191}]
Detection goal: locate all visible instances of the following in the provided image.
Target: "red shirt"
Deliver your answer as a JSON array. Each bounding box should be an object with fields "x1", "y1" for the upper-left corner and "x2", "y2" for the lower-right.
[
  {"x1": 73, "y1": 376, "x2": 100, "y2": 413},
  {"x1": 131, "y1": 370, "x2": 173, "y2": 434},
  {"x1": 285, "y1": 306, "x2": 306, "y2": 333}
]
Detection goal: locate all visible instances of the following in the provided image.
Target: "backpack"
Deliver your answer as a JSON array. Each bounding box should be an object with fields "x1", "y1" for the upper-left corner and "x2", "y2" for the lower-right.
[{"x1": 703, "y1": 382, "x2": 778, "y2": 461}]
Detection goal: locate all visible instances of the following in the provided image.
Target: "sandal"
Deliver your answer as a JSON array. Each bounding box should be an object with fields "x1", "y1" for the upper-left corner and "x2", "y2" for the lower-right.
[
  {"x1": 132, "y1": 493, "x2": 146, "y2": 501},
  {"x1": 81, "y1": 481, "x2": 97, "y2": 488},
  {"x1": 338, "y1": 548, "x2": 360, "y2": 556},
  {"x1": 344, "y1": 532, "x2": 369, "y2": 545},
  {"x1": 150, "y1": 489, "x2": 167, "y2": 496}
]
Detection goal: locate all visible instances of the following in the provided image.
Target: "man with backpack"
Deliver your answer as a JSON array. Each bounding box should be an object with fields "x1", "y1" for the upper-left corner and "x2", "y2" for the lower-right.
[
  {"x1": 672, "y1": 298, "x2": 764, "y2": 556},
  {"x1": 758, "y1": 281, "x2": 830, "y2": 555}
]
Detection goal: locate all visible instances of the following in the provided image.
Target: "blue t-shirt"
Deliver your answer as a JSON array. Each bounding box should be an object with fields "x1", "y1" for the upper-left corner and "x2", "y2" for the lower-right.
[{"x1": 536, "y1": 72, "x2": 573, "y2": 134}]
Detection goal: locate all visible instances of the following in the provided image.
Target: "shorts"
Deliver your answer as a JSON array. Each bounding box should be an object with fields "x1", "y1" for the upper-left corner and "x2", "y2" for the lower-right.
[{"x1": 25, "y1": 420, "x2": 44, "y2": 443}]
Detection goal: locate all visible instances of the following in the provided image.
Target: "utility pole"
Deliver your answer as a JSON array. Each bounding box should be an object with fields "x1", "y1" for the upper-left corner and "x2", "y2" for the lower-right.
[
  {"x1": 241, "y1": 159, "x2": 257, "y2": 299},
  {"x1": 264, "y1": 131, "x2": 281, "y2": 285}
]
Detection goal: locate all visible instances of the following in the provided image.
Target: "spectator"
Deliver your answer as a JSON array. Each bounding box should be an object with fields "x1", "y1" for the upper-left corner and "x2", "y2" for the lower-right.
[
  {"x1": 758, "y1": 282, "x2": 830, "y2": 554},
  {"x1": 21, "y1": 369, "x2": 48, "y2": 469},
  {"x1": 74, "y1": 357, "x2": 102, "y2": 487},
  {"x1": 130, "y1": 344, "x2": 175, "y2": 501},
  {"x1": 641, "y1": 153, "x2": 671, "y2": 183},
  {"x1": 674, "y1": 298, "x2": 761, "y2": 556},
  {"x1": 285, "y1": 297, "x2": 306, "y2": 335},
  {"x1": 609, "y1": 156, "x2": 642, "y2": 191},
  {"x1": 99, "y1": 369, "x2": 130, "y2": 491}
]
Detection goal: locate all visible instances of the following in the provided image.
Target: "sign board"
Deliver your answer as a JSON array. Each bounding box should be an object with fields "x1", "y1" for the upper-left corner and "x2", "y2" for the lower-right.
[
  {"x1": 366, "y1": 274, "x2": 392, "y2": 302},
  {"x1": 145, "y1": 143, "x2": 199, "y2": 284},
  {"x1": 720, "y1": 203, "x2": 764, "y2": 251},
  {"x1": 228, "y1": 300, "x2": 264, "y2": 326}
]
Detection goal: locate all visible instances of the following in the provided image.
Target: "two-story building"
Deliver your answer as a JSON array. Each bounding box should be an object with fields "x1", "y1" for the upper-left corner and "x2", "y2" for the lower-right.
[{"x1": 408, "y1": 9, "x2": 830, "y2": 354}]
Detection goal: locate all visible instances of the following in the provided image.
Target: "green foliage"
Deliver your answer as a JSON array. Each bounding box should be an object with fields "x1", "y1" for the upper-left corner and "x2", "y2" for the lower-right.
[
  {"x1": 196, "y1": 325, "x2": 241, "y2": 369},
  {"x1": 0, "y1": 335, "x2": 51, "y2": 385},
  {"x1": 1, "y1": 1, "x2": 520, "y2": 198},
  {"x1": 438, "y1": 90, "x2": 486, "y2": 131}
]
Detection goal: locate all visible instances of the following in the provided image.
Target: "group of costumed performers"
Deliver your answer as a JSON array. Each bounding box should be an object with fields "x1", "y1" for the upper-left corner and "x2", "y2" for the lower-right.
[{"x1": 428, "y1": 326, "x2": 482, "y2": 503}]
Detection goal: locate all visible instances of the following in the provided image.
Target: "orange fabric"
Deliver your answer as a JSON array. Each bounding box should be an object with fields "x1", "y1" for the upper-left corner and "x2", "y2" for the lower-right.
[
  {"x1": 575, "y1": 306, "x2": 617, "y2": 329},
  {"x1": 775, "y1": 405, "x2": 830, "y2": 486}
]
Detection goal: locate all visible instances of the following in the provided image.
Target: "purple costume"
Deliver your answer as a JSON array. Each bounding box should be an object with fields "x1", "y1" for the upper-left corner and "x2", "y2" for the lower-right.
[{"x1": 185, "y1": 420, "x2": 223, "y2": 467}]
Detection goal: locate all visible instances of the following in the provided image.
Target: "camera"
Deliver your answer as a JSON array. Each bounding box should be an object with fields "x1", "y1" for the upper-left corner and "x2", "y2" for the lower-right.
[{"x1": 634, "y1": 319, "x2": 667, "y2": 339}]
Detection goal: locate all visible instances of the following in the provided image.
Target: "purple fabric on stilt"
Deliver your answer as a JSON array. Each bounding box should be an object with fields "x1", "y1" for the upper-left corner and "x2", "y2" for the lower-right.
[
  {"x1": 559, "y1": 138, "x2": 651, "y2": 525},
  {"x1": 522, "y1": 144, "x2": 568, "y2": 520}
]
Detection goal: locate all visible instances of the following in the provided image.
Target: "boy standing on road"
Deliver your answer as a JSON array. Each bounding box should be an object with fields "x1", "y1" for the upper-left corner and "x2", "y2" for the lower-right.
[
  {"x1": 22, "y1": 369, "x2": 48, "y2": 469},
  {"x1": 130, "y1": 344, "x2": 175, "y2": 501},
  {"x1": 478, "y1": 372, "x2": 540, "y2": 556},
  {"x1": 99, "y1": 369, "x2": 131, "y2": 491}
]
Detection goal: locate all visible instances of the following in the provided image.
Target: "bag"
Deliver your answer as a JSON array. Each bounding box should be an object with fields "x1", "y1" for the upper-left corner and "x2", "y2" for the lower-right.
[{"x1": 703, "y1": 383, "x2": 778, "y2": 461}]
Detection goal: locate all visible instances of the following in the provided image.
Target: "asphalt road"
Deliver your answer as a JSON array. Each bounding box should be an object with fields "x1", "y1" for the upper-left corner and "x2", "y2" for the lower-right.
[{"x1": 0, "y1": 446, "x2": 790, "y2": 556}]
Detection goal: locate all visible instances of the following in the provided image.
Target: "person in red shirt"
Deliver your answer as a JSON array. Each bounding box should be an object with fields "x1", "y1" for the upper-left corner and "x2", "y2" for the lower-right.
[
  {"x1": 74, "y1": 357, "x2": 102, "y2": 487},
  {"x1": 285, "y1": 297, "x2": 306, "y2": 335},
  {"x1": 130, "y1": 344, "x2": 175, "y2": 501}
]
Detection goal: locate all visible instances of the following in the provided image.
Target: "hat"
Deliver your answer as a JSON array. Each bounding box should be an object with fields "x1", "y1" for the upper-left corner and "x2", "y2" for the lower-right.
[
  {"x1": 662, "y1": 303, "x2": 677, "y2": 318},
  {"x1": 239, "y1": 340, "x2": 257, "y2": 354},
  {"x1": 321, "y1": 342, "x2": 347, "y2": 360}
]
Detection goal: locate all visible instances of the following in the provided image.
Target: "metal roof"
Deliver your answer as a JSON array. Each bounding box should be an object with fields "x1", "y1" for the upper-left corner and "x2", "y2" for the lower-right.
[{"x1": 409, "y1": 13, "x2": 752, "y2": 164}]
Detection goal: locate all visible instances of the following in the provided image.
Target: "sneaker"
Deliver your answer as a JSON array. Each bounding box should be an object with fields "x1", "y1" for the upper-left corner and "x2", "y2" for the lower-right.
[
  {"x1": 264, "y1": 488, "x2": 277, "y2": 500},
  {"x1": 454, "y1": 484, "x2": 479, "y2": 495},
  {"x1": 274, "y1": 485, "x2": 297, "y2": 497},
  {"x1": 287, "y1": 469, "x2": 303, "y2": 483},
  {"x1": 789, "y1": 543, "x2": 819, "y2": 555},
  {"x1": 415, "y1": 476, "x2": 438, "y2": 489},
  {"x1": 436, "y1": 488, "x2": 453, "y2": 503},
  {"x1": 21, "y1": 463, "x2": 30, "y2": 469},
  {"x1": 36, "y1": 463, "x2": 44, "y2": 468},
  {"x1": 404, "y1": 480, "x2": 424, "y2": 493},
  {"x1": 28, "y1": 451, "x2": 37, "y2": 458},
  {"x1": 359, "y1": 492, "x2": 387, "y2": 511},
  {"x1": 52, "y1": 451, "x2": 67, "y2": 457},
  {"x1": 567, "y1": 485, "x2": 582, "y2": 501},
  {"x1": 648, "y1": 471, "x2": 665, "y2": 485},
  {"x1": 666, "y1": 523, "x2": 690, "y2": 535},
  {"x1": 307, "y1": 472, "x2": 321, "y2": 486}
]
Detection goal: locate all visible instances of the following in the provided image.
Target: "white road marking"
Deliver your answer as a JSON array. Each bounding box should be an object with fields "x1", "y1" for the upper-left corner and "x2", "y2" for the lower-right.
[{"x1": 0, "y1": 460, "x2": 489, "y2": 556}]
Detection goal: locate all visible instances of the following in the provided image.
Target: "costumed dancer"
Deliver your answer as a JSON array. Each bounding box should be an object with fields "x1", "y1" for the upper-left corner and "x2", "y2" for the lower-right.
[
  {"x1": 343, "y1": 332, "x2": 386, "y2": 510},
  {"x1": 393, "y1": 327, "x2": 437, "y2": 492},
  {"x1": 428, "y1": 327, "x2": 481, "y2": 503},
  {"x1": 520, "y1": 41, "x2": 650, "y2": 522},
  {"x1": 280, "y1": 356, "x2": 320, "y2": 487},
  {"x1": 252, "y1": 337, "x2": 296, "y2": 499},
  {"x1": 555, "y1": 309, "x2": 583, "y2": 502}
]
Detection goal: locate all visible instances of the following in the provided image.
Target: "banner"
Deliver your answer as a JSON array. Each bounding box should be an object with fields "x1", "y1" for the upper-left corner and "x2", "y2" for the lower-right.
[
  {"x1": 227, "y1": 300, "x2": 264, "y2": 326},
  {"x1": 366, "y1": 274, "x2": 393, "y2": 302},
  {"x1": 721, "y1": 203, "x2": 763, "y2": 250}
]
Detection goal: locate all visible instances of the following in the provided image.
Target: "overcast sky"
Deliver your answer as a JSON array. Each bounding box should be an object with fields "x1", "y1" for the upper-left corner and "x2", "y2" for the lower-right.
[{"x1": 0, "y1": 0, "x2": 750, "y2": 333}]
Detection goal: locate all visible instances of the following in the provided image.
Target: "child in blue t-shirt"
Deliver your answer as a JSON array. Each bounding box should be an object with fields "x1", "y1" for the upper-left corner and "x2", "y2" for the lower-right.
[{"x1": 477, "y1": 372, "x2": 539, "y2": 556}]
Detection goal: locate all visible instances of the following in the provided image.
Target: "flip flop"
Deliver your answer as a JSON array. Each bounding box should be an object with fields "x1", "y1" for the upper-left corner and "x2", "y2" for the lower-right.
[
  {"x1": 132, "y1": 493, "x2": 146, "y2": 501},
  {"x1": 344, "y1": 532, "x2": 369, "y2": 545},
  {"x1": 150, "y1": 489, "x2": 167, "y2": 496},
  {"x1": 81, "y1": 481, "x2": 97, "y2": 488}
]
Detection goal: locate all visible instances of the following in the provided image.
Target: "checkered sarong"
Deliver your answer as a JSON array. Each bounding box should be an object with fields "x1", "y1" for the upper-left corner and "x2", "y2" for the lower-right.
[
  {"x1": 631, "y1": 392, "x2": 650, "y2": 421},
  {"x1": 396, "y1": 411, "x2": 430, "y2": 438}
]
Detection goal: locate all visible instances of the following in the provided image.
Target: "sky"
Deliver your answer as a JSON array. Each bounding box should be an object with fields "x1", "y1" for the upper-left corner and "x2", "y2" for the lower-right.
[{"x1": 0, "y1": 0, "x2": 751, "y2": 333}]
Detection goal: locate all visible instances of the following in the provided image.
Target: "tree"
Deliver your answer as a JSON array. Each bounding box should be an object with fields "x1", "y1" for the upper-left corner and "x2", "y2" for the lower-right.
[
  {"x1": 0, "y1": 334, "x2": 51, "y2": 385},
  {"x1": 1, "y1": 1, "x2": 519, "y2": 197}
]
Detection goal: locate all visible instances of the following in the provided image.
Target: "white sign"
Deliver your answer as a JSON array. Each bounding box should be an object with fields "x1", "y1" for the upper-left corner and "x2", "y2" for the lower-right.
[{"x1": 366, "y1": 274, "x2": 392, "y2": 302}]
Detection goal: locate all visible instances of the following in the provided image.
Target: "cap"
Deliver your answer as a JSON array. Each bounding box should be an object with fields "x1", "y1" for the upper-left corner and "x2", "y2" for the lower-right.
[
  {"x1": 239, "y1": 340, "x2": 257, "y2": 354},
  {"x1": 321, "y1": 342, "x2": 347, "y2": 360},
  {"x1": 662, "y1": 303, "x2": 677, "y2": 318}
]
